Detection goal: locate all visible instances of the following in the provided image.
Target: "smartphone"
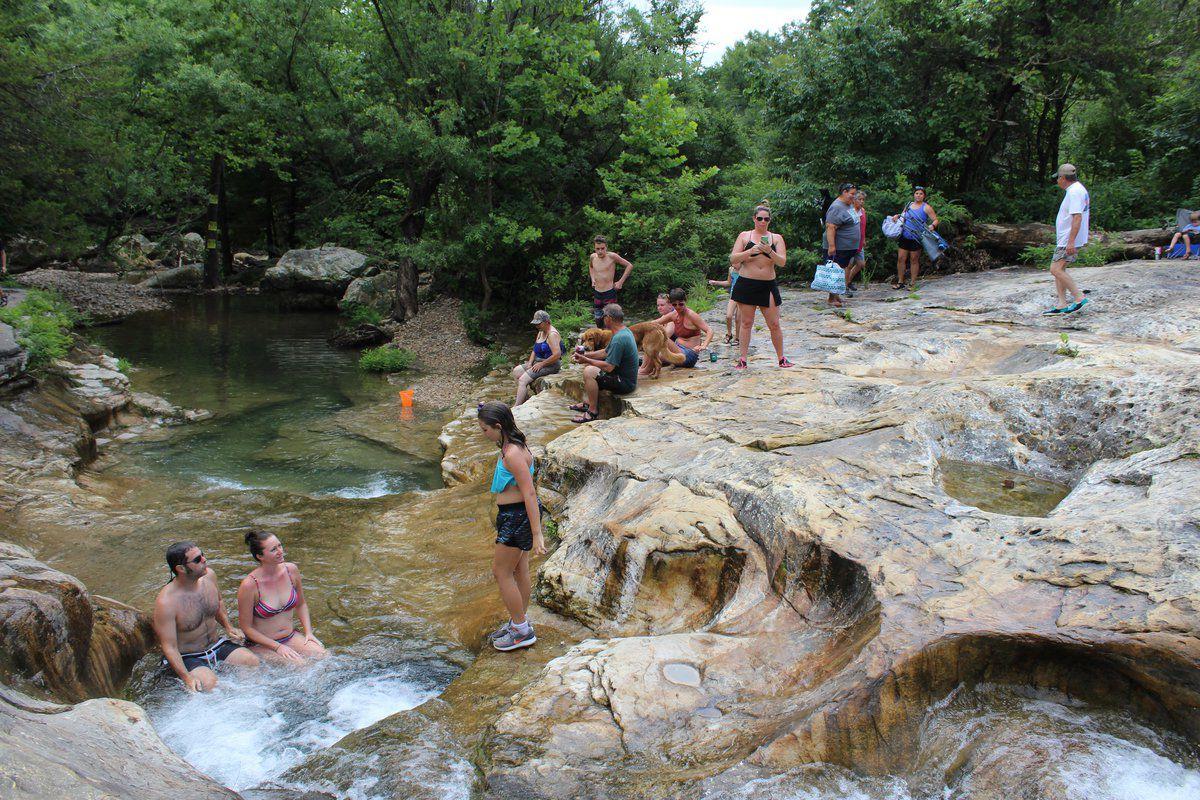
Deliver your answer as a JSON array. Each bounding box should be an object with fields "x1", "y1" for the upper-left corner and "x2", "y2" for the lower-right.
[{"x1": 760, "y1": 235, "x2": 770, "y2": 247}]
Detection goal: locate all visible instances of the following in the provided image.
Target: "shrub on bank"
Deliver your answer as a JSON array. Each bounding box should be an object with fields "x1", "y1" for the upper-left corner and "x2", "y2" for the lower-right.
[
  {"x1": 1018, "y1": 242, "x2": 1124, "y2": 268},
  {"x1": 545, "y1": 299, "x2": 592, "y2": 336},
  {"x1": 343, "y1": 302, "x2": 383, "y2": 326},
  {"x1": 358, "y1": 346, "x2": 416, "y2": 372},
  {"x1": 0, "y1": 288, "x2": 77, "y2": 368}
]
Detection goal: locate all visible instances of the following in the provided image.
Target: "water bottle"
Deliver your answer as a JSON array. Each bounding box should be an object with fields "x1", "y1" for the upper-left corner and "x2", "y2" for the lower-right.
[
  {"x1": 709, "y1": 350, "x2": 718, "y2": 363},
  {"x1": 1154, "y1": 246, "x2": 1161, "y2": 260}
]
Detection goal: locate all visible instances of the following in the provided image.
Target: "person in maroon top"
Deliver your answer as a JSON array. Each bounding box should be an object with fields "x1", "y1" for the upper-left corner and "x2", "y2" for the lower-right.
[{"x1": 846, "y1": 190, "x2": 867, "y2": 296}]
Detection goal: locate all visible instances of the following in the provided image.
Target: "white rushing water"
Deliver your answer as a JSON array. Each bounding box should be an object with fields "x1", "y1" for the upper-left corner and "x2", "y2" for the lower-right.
[
  {"x1": 701, "y1": 685, "x2": 1200, "y2": 800},
  {"x1": 138, "y1": 646, "x2": 453, "y2": 794}
]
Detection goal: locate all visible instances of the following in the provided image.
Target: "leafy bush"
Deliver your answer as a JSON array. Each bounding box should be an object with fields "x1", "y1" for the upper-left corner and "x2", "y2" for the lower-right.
[
  {"x1": 685, "y1": 278, "x2": 716, "y2": 313},
  {"x1": 0, "y1": 288, "x2": 77, "y2": 368},
  {"x1": 116, "y1": 357, "x2": 132, "y2": 374},
  {"x1": 545, "y1": 299, "x2": 593, "y2": 335},
  {"x1": 343, "y1": 302, "x2": 383, "y2": 326},
  {"x1": 1019, "y1": 242, "x2": 1124, "y2": 268},
  {"x1": 459, "y1": 301, "x2": 495, "y2": 346},
  {"x1": 358, "y1": 346, "x2": 416, "y2": 372}
]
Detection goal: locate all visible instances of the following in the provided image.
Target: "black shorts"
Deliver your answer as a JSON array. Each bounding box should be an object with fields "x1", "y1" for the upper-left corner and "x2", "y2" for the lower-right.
[
  {"x1": 831, "y1": 249, "x2": 857, "y2": 268},
  {"x1": 592, "y1": 288, "x2": 619, "y2": 321},
  {"x1": 596, "y1": 371, "x2": 636, "y2": 395},
  {"x1": 495, "y1": 501, "x2": 543, "y2": 551},
  {"x1": 166, "y1": 637, "x2": 246, "y2": 673},
  {"x1": 730, "y1": 276, "x2": 782, "y2": 308},
  {"x1": 898, "y1": 236, "x2": 922, "y2": 252}
]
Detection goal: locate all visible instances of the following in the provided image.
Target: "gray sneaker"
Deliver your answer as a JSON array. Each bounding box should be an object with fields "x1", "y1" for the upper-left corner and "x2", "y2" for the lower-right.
[
  {"x1": 486, "y1": 621, "x2": 512, "y2": 642},
  {"x1": 493, "y1": 625, "x2": 537, "y2": 652}
]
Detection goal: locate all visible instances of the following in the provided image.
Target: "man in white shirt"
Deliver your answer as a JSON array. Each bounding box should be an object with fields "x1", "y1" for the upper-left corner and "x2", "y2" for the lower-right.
[{"x1": 1044, "y1": 163, "x2": 1090, "y2": 315}]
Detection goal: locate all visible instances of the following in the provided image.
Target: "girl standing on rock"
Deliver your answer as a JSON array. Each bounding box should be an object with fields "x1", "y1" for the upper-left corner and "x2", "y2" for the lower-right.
[
  {"x1": 729, "y1": 204, "x2": 793, "y2": 371},
  {"x1": 478, "y1": 400, "x2": 546, "y2": 651},
  {"x1": 237, "y1": 530, "x2": 326, "y2": 663}
]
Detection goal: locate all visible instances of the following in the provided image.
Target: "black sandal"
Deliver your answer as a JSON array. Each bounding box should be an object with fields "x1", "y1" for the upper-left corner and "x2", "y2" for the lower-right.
[
  {"x1": 572, "y1": 409, "x2": 599, "y2": 424},
  {"x1": 568, "y1": 402, "x2": 590, "y2": 412}
]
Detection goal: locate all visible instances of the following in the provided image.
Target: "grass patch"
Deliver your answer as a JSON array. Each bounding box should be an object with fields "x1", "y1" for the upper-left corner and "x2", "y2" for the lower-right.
[
  {"x1": 1019, "y1": 242, "x2": 1124, "y2": 268},
  {"x1": 358, "y1": 346, "x2": 416, "y2": 372},
  {"x1": 544, "y1": 299, "x2": 593, "y2": 337},
  {"x1": 116, "y1": 357, "x2": 132, "y2": 374},
  {"x1": 0, "y1": 288, "x2": 77, "y2": 368},
  {"x1": 343, "y1": 302, "x2": 383, "y2": 326},
  {"x1": 485, "y1": 346, "x2": 509, "y2": 372}
]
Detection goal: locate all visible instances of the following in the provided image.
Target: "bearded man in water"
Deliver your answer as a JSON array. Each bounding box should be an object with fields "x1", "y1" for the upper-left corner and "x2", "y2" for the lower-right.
[
  {"x1": 589, "y1": 235, "x2": 634, "y2": 324},
  {"x1": 153, "y1": 541, "x2": 259, "y2": 691}
]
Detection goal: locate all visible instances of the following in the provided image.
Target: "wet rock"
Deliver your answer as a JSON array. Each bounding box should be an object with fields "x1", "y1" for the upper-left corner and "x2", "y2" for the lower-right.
[
  {"x1": 262, "y1": 245, "x2": 374, "y2": 295},
  {"x1": 481, "y1": 261, "x2": 1200, "y2": 797},
  {"x1": 139, "y1": 263, "x2": 203, "y2": 290},
  {"x1": 49, "y1": 351, "x2": 131, "y2": 427},
  {"x1": 0, "y1": 685, "x2": 238, "y2": 799},
  {"x1": 153, "y1": 231, "x2": 206, "y2": 265},
  {"x1": 0, "y1": 542, "x2": 153, "y2": 702},
  {"x1": 327, "y1": 323, "x2": 390, "y2": 349}
]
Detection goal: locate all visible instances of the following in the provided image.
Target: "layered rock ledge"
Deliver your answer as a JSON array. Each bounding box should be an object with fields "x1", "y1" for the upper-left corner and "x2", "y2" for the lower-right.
[{"x1": 480, "y1": 261, "x2": 1200, "y2": 798}]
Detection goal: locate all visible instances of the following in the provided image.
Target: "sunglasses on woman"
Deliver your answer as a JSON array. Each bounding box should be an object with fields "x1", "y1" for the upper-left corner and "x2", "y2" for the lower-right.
[{"x1": 755, "y1": 216, "x2": 770, "y2": 221}]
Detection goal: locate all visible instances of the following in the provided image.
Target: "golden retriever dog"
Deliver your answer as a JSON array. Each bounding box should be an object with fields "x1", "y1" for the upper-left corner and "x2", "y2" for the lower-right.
[{"x1": 579, "y1": 321, "x2": 685, "y2": 378}]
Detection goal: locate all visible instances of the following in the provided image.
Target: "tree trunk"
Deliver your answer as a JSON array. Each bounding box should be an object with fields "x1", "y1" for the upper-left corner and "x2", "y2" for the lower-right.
[
  {"x1": 203, "y1": 153, "x2": 225, "y2": 289},
  {"x1": 392, "y1": 257, "x2": 419, "y2": 322},
  {"x1": 264, "y1": 171, "x2": 279, "y2": 257},
  {"x1": 218, "y1": 164, "x2": 232, "y2": 275}
]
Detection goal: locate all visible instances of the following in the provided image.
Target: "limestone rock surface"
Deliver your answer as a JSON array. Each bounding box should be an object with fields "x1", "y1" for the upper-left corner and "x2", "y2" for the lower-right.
[
  {"x1": 0, "y1": 541, "x2": 153, "y2": 702},
  {"x1": 482, "y1": 261, "x2": 1200, "y2": 798},
  {"x1": 0, "y1": 686, "x2": 238, "y2": 799},
  {"x1": 340, "y1": 269, "x2": 399, "y2": 316},
  {"x1": 262, "y1": 245, "x2": 373, "y2": 295},
  {"x1": 139, "y1": 263, "x2": 203, "y2": 289}
]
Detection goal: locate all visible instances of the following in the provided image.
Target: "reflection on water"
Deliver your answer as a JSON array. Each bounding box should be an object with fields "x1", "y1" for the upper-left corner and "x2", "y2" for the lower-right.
[
  {"x1": 89, "y1": 294, "x2": 442, "y2": 497},
  {"x1": 700, "y1": 684, "x2": 1200, "y2": 799},
  {"x1": 130, "y1": 635, "x2": 464, "y2": 794},
  {"x1": 940, "y1": 459, "x2": 1071, "y2": 516}
]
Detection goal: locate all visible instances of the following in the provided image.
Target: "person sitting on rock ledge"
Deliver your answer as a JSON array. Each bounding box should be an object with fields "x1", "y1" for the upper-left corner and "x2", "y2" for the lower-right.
[
  {"x1": 650, "y1": 286, "x2": 713, "y2": 371},
  {"x1": 237, "y1": 530, "x2": 327, "y2": 664},
  {"x1": 512, "y1": 309, "x2": 565, "y2": 407},
  {"x1": 569, "y1": 303, "x2": 638, "y2": 423},
  {"x1": 153, "y1": 541, "x2": 259, "y2": 692}
]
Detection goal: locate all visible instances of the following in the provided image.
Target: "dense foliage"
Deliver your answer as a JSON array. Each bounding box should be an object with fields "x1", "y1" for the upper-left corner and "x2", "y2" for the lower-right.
[
  {"x1": 2, "y1": 0, "x2": 1196, "y2": 311},
  {"x1": 0, "y1": 289, "x2": 78, "y2": 367}
]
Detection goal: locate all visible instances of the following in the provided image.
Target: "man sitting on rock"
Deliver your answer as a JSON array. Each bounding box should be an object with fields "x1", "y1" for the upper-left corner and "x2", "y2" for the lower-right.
[
  {"x1": 153, "y1": 541, "x2": 259, "y2": 691},
  {"x1": 569, "y1": 303, "x2": 637, "y2": 423}
]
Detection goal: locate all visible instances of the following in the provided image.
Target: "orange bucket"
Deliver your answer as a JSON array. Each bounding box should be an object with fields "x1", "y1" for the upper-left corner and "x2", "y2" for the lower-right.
[{"x1": 398, "y1": 389, "x2": 414, "y2": 408}]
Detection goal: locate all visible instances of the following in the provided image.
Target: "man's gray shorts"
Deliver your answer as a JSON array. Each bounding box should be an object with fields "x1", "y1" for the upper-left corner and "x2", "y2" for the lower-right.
[{"x1": 1052, "y1": 246, "x2": 1081, "y2": 263}]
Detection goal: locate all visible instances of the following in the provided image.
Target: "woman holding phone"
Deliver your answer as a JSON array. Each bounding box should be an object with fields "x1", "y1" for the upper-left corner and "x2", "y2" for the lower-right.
[{"x1": 729, "y1": 204, "x2": 792, "y2": 371}]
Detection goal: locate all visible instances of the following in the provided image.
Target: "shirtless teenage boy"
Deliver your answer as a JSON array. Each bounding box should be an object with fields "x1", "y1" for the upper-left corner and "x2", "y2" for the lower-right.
[
  {"x1": 589, "y1": 235, "x2": 634, "y2": 323},
  {"x1": 153, "y1": 541, "x2": 259, "y2": 692}
]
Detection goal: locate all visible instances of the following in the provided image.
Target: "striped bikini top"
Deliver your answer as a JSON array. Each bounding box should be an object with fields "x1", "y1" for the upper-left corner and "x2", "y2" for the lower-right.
[{"x1": 251, "y1": 573, "x2": 298, "y2": 618}]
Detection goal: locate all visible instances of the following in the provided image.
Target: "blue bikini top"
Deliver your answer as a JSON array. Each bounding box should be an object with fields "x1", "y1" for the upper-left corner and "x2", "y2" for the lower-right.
[{"x1": 490, "y1": 452, "x2": 535, "y2": 493}]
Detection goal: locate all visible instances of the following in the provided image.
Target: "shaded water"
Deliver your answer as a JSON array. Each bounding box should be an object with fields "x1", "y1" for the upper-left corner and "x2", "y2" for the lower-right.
[
  {"x1": 90, "y1": 295, "x2": 443, "y2": 497},
  {"x1": 939, "y1": 459, "x2": 1072, "y2": 516}
]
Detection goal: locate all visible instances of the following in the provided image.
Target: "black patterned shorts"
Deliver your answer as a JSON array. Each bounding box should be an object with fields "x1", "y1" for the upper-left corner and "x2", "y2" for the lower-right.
[{"x1": 495, "y1": 501, "x2": 542, "y2": 551}]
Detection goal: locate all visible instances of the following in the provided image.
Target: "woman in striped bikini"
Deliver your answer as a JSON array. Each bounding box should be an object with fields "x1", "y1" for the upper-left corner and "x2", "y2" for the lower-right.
[{"x1": 237, "y1": 530, "x2": 326, "y2": 663}]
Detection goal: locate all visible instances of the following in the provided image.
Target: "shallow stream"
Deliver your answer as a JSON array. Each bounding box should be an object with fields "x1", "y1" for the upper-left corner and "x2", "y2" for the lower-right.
[{"x1": 2, "y1": 295, "x2": 1197, "y2": 798}]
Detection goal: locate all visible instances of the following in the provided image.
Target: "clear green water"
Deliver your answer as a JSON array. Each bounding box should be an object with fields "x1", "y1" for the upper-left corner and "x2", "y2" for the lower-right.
[
  {"x1": 90, "y1": 294, "x2": 443, "y2": 497},
  {"x1": 940, "y1": 459, "x2": 1071, "y2": 517}
]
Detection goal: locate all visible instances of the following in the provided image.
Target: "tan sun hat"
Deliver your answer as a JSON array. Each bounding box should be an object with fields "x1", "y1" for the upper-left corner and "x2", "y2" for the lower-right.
[{"x1": 1054, "y1": 163, "x2": 1078, "y2": 179}]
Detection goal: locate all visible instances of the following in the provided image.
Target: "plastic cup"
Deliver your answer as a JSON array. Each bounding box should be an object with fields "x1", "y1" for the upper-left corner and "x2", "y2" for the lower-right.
[{"x1": 398, "y1": 389, "x2": 414, "y2": 407}]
